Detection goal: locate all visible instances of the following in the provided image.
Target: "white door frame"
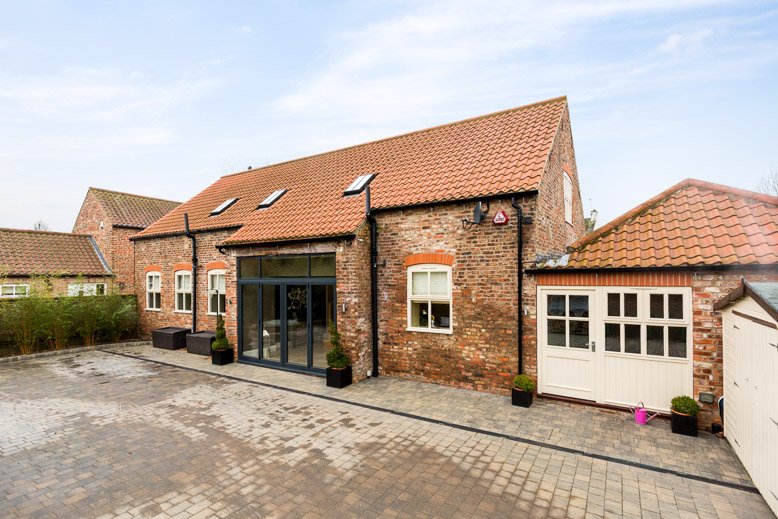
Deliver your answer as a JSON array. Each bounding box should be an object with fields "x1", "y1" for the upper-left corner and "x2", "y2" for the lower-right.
[{"x1": 537, "y1": 288, "x2": 597, "y2": 401}]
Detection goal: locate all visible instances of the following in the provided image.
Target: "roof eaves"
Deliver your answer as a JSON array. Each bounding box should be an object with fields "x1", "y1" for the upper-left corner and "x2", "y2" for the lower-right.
[
  {"x1": 87, "y1": 236, "x2": 112, "y2": 275},
  {"x1": 713, "y1": 278, "x2": 778, "y2": 322}
]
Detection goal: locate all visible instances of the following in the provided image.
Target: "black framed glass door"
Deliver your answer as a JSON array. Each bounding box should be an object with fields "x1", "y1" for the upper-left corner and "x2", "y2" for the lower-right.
[{"x1": 238, "y1": 254, "x2": 336, "y2": 373}]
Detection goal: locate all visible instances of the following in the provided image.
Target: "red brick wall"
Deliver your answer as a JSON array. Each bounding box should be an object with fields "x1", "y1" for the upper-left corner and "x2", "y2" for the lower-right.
[
  {"x1": 134, "y1": 230, "x2": 237, "y2": 345},
  {"x1": 72, "y1": 190, "x2": 111, "y2": 265},
  {"x1": 691, "y1": 268, "x2": 778, "y2": 426},
  {"x1": 535, "y1": 268, "x2": 778, "y2": 427},
  {"x1": 134, "y1": 228, "x2": 373, "y2": 378},
  {"x1": 4, "y1": 275, "x2": 114, "y2": 297},
  {"x1": 72, "y1": 190, "x2": 136, "y2": 294},
  {"x1": 111, "y1": 227, "x2": 138, "y2": 293}
]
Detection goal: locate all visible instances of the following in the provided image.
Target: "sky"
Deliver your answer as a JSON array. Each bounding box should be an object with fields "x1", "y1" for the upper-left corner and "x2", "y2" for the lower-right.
[{"x1": 1, "y1": 0, "x2": 777, "y2": 232}]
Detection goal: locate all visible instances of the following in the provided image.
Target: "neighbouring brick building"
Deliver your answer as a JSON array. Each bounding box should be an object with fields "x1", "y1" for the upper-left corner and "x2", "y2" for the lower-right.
[
  {"x1": 72, "y1": 187, "x2": 180, "y2": 293},
  {"x1": 532, "y1": 179, "x2": 778, "y2": 426},
  {"x1": 0, "y1": 228, "x2": 112, "y2": 297},
  {"x1": 132, "y1": 96, "x2": 586, "y2": 391}
]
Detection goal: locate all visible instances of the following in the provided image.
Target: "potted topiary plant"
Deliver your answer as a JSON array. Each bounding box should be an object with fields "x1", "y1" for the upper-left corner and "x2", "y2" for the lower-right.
[
  {"x1": 325, "y1": 321, "x2": 351, "y2": 388},
  {"x1": 211, "y1": 315, "x2": 233, "y2": 366},
  {"x1": 670, "y1": 395, "x2": 700, "y2": 437},
  {"x1": 511, "y1": 374, "x2": 535, "y2": 408}
]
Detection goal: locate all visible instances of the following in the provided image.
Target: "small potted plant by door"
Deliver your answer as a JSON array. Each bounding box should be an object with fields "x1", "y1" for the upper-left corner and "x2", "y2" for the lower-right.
[
  {"x1": 325, "y1": 321, "x2": 351, "y2": 388},
  {"x1": 670, "y1": 395, "x2": 700, "y2": 437},
  {"x1": 211, "y1": 315, "x2": 234, "y2": 366},
  {"x1": 511, "y1": 374, "x2": 535, "y2": 408}
]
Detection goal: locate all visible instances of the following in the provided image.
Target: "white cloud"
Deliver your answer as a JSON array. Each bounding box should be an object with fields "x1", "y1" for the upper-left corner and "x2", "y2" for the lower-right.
[
  {"x1": 234, "y1": 25, "x2": 253, "y2": 33},
  {"x1": 658, "y1": 29, "x2": 713, "y2": 53},
  {"x1": 271, "y1": 0, "x2": 743, "y2": 126}
]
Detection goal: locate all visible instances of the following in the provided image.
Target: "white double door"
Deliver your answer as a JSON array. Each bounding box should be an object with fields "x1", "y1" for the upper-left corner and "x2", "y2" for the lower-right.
[{"x1": 538, "y1": 289, "x2": 597, "y2": 401}]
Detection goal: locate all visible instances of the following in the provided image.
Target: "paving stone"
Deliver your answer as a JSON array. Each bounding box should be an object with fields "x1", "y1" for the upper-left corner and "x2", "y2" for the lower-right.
[{"x1": 0, "y1": 348, "x2": 773, "y2": 518}]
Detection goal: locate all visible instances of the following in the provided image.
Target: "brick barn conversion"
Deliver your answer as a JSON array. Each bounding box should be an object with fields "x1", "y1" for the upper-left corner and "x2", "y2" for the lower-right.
[
  {"x1": 128, "y1": 97, "x2": 777, "y2": 427},
  {"x1": 533, "y1": 179, "x2": 778, "y2": 426},
  {"x1": 131, "y1": 96, "x2": 585, "y2": 390},
  {"x1": 0, "y1": 228, "x2": 113, "y2": 297},
  {"x1": 73, "y1": 187, "x2": 181, "y2": 293},
  {"x1": 0, "y1": 188, "x2": 179, "y2": 299}
]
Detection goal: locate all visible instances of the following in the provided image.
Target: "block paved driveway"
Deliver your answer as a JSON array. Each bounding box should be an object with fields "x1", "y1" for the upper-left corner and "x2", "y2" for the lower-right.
[{"x1": 0, "y1": 350, "x2": 773, "y2": 518}]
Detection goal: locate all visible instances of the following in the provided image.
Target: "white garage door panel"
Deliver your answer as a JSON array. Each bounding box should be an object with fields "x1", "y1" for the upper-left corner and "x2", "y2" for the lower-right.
[
  {"x1": 544, "y1": 353, "x2": 594, "y2": 398},
  {"x1": 724, "y1": 303, "x2": 778, "y2": 517},
  {"x1": 602, "y1": 354, "x2": 690, "y2": 412}
]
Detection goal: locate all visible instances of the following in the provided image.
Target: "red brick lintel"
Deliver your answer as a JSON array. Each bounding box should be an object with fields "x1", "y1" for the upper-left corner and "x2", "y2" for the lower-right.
[
  {"x1": 536, "y1": 271, "x2": 692, "y2": 287},
  {"x1": 403, "y1": 252, "x2": 455, "y2": 268}
]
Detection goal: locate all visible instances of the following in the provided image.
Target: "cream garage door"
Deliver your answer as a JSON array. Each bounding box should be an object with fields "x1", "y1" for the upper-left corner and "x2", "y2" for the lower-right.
[
  {"x1": 539, "y1": 287, "x2": 693, "y2": 411},
  {"x1": 538, "y1": 290, "x2": 596, "y2": 401}
]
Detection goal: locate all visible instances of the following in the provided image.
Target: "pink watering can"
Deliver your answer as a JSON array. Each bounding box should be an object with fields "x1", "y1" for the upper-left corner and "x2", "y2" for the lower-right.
[{"x1": 630, "y1": 402, "x2": 659, "y2": 425}]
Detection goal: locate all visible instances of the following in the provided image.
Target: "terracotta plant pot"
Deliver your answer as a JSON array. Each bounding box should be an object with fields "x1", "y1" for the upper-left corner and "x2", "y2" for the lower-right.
[
  {"x1": 511, "y1": 388, "x2": 533, "y2": 408},
  {"x1": 326, "y1": 366, "x2": 352, "y2": 388},
  {"x1": 671, "y1": 410, "x2": 698, "y2": 436}
]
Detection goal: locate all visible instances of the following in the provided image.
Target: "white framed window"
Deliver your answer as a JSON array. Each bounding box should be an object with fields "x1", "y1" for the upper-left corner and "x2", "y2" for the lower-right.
[
  {"x1": 545, "y1": 293, "x2": 591, "y2": 349},
  {"x1": 603, "y1": 288, "x2": 691, "y2": 359},
  {"x1": 563, "y1": 172, "x2": 573, "y2": 224},
  {"x1": 208, "y1": 270, "x2": 226, "y2": 315},
  {"x1": 407, "y1": 264, "x2": 452, "y2": 333},
  {"x1": 67, "y1": 283, "x2": 106, "y2": 296},
  {"x1": 175, "y1": 271, "x2": 192, "y2": 313},
  {"x1": 146, "y1": 272, "x2": 161, "y2": 311},
  {"x1": 1, "y1": 284, "x2": 29, "y2": 299}
]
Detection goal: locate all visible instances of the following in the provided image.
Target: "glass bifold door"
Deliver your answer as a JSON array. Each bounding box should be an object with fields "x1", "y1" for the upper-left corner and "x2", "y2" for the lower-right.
[{"x1": 238, "y1": 255, "x2": 336, "y2": 372}]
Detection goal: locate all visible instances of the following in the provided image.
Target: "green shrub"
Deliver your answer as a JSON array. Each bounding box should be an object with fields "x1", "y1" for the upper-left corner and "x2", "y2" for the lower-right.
[
  {"x1": 513, "y1": 374, "x2": 535, "y2": 392},
  {"x1": 325, "y1": 321, "x2": 349, "y2": 369},
  {"x1": 671, "y1": 395, "x2": 700, "y2": 416},
  {"x1": 212, "y1": 315, "x2": 229, "y2": 351},
  {"x1": 99, "y1": 294, "x2": 139, "y2": 342},
  {"x1": 0, "y1": 289, "x2": 139, "y2": 356}
]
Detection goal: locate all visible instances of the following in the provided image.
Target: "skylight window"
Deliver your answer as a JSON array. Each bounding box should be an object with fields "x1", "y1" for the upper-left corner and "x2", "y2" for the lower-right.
[
  {"x1": 343, "y1": 173, "x2": 376, "y2": 196},
  {"x1": 210, "y1": 197, "x2": 238, "y2": 216},
  {"x1": 257, "y1": 189, "x2": 287, "y2": 209}
]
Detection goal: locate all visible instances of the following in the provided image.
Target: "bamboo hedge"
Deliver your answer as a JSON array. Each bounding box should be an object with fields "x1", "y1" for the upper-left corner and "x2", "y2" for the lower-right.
[{"x1": 0, "y1": 291, "x2": 139, "y2": 356}]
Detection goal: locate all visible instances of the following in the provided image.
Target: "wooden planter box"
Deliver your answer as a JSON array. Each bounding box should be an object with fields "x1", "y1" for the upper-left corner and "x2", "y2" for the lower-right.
[
  {"x1": 671, "y1": 410, "x2": 698, "y2": 437},
  {"x1": 511, "y1": 388, "x2": 533, "y2": 408},
  {"x1": 186, "y1": 331, "x2": 215, "y2": 356},
  {"x1": 326, "y1": 366, "x2": 352, "y2": 388},
  {"x1": 211, "y1": 348, "x2": 234, "y2": 366},
  {"x1": 152, "y1": 327, "x2": 190, "y2": 350}
]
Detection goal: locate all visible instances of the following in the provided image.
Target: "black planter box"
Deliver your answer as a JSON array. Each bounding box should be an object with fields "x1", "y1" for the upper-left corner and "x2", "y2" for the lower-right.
[
  {"x1": 152, "y1": 327, "x2": 191, "y2": 350},
  {"x1": 671, "y1": 411, "x2": 698, "y2": 437},
  {"x1": 186, "y1": 331, "x2": 215, "y2": 356},
  {"x1": 211, "y1": 348, "x2": 234, "y2": 366},
  {"x1": 511, "y1": 388, "x2": 533, "y2": 408},
  {"x1": 326, "y1": 366, "x2": 352, "y2": 389}
]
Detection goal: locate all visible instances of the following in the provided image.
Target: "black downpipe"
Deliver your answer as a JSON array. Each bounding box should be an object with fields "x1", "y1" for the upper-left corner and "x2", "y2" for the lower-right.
[
  {"x1": 367, "y1": 187, "x2": 379, "y2": 377},
  {"x1": 184, "y1": 214, "x2": 198, "y2": 333},
  {"x1": 510, "y1": 197, "x2": 524, "y2": 375}
]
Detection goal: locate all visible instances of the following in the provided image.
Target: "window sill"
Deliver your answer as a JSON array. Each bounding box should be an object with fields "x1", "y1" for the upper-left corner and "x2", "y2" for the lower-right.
[
  {"x1": 145, "y1": 308, "x2": 162, "y2": 312},
  {"x1": 406, "y1": 327, "x2": 453, "y2": 335},
  {"x1": 207, "y1": 312, "x2": 225, "y2": 316},
  {"x1": 174, "y1": 310, "x2": 193, "y2": 314}
]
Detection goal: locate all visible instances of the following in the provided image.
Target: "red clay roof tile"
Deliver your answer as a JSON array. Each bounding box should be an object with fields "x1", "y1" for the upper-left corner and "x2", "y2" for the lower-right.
[
  {"x1": 0, "y1": 229, "x2": 110, "y2": 277},
  {"x1": 88, "y1": 188, "x2": 180, "y2": 229},
  {"x1": 548, "y1": 179, "x2": 778, "y2": 269},
  {"x1": 135, "y1": 97, "x2": 568, "y2": 245}
]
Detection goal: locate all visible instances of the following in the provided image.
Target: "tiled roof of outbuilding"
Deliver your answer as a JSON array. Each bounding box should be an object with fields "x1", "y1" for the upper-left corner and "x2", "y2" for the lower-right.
[
  {"x1": 89, "y1": 188, "x2": 180, "y2": 229},
  {"x1": 0, "y1": 229, "x2": 111, "y2": 277},
  {"x1": 135, "y1": 96, "x2": 568, "y2": 245},
  {"x1": 542, "y1": 179, "x2": 778, "y2": 270}
]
